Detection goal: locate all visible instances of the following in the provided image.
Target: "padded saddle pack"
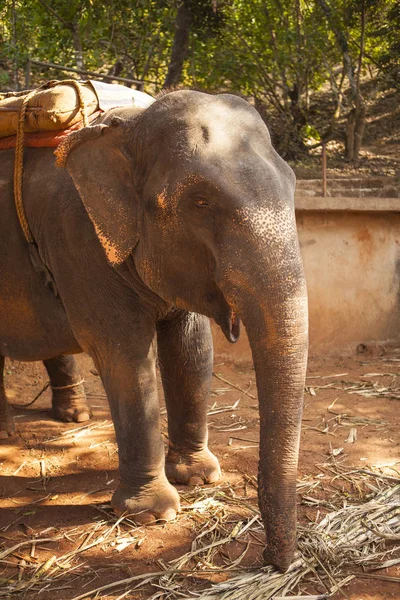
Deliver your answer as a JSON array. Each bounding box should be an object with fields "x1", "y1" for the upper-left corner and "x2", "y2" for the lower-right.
[{"x1": 0, "y1": 79, "x2": 154, "y2": 139}]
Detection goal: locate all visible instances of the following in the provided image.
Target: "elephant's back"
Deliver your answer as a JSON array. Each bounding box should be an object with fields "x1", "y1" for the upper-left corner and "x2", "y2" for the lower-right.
[
  {"x1": 0, "y1": 148, "x2": 23, "y2": 238},
  {"x1": 0, "y1": 147, "x2": 80, "y2": 361},
  {"x1": 0, "y1": 146, "x2": 74, "y2": 241},
  {"x1": 0, "y1": 149, "x2": 15, "y2": 204}
]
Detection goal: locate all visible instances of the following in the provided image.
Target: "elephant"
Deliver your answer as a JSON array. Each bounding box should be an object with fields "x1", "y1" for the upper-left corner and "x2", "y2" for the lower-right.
[
  {"x1": 0, "y1": 354, "x2": 90, "y2": 437},
  {"x1": 0, "y1": 90, "x2": 308, "y2": 572}
]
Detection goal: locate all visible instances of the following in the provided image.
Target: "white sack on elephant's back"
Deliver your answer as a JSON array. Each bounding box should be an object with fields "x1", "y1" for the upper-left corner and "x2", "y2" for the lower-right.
[
  {"x1": 90, "y1": 80, "x2": 154, "y2": 111},
  {"x1": 0, "y1": 80, "x2": 154, "y2": 138}
]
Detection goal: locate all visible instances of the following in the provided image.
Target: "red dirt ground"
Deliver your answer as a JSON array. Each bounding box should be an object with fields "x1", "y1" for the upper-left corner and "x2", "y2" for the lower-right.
[{"x1": 0, "y1": 339, "x2": 399, "y2": 599}]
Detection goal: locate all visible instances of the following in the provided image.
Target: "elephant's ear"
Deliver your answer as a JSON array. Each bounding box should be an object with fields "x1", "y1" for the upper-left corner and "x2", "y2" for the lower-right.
[{"x1": 55, "y1": 122, "x2": 139, "y2": 266}]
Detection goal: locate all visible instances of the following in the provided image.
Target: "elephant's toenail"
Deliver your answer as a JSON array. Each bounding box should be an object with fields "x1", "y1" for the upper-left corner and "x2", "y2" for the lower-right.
[
  {"x1": 134, "y1": 512, "x2": 156, "y2": 525},
  {"x1": 188, "y1": 476, "x2": 203, "y2": 486},
  {"x1": 207, "y1": 470, "x2": 221, "y2": 483},
  {"x1": 160, "y1": 508, "x2": 177, "y2": 522},
  {"x1": 76, "y1": 411, "x2": 91, "y2": 422}
]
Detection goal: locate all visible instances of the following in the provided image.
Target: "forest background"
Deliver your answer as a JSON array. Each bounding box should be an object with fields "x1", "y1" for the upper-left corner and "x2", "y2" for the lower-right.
[{"x1": 1, "y1": 0, "x2": 399, "y2": 172}]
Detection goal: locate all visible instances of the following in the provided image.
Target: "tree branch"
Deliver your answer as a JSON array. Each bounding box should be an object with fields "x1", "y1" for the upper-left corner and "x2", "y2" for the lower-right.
[
  {"x1": 37, "y1": 0, "x2": 73, "y2": 31},
  {"x1": 163, "y1": 0, "x2": 192, "y2": 88}
]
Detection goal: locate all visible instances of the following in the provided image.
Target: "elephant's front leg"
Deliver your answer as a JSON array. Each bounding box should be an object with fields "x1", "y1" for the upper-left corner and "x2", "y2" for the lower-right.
[
  {"x1": 43, "y1": 355, "x2": 91, "y2": 423},
  {"x1": 158, "y1": 312, "x2": 221, "y2": 486},
  {"x1": 94, "y1": 326, "x2": 180, "y2": 523},
  {"x1": 0, "y1": 356, "x2": 14, "y2": 438}
]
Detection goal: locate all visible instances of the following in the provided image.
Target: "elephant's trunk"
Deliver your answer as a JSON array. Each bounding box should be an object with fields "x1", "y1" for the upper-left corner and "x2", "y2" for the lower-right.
[{"x1": 221, "y1": 232, "x2": 308, "y2": 572}]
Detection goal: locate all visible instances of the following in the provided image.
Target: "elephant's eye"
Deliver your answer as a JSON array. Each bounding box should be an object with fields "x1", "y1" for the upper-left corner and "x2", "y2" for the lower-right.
[{"x1": 195, "y1": 197, "x2": 209, "y2": 208}]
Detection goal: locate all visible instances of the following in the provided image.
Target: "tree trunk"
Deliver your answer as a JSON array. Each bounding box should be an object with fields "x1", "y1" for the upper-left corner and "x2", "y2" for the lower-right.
[
  {"x1": 37, "y1": 0, "x2": 85, "y2": 71},
  {"x1": 345, "y1": 108, "x2": 356, "y2": 160},
  {"x1": 102, "y1": 61, "x2": 123, "y2": 83},
  {"x1": 316, "y1": 0, "x2": 366, "y2": 159},
  {"x1": 12, "y1": 0, "x2": 20, "y2": 90},
  {"x1": 71, "y1": 22, "x2": 85, "y2": 71},
  {"x1": 163, "y1": 1, "x2": 192, "y2": 89},
  {"x1": 353, "y1": 0, "x2": 366, "y2": 159},
  {"x1": 353, "y1": 103, "x2": 366, "y2": 159},
  {"x1": 333, "y1": 66, "x2": 346, "y2": 121}
]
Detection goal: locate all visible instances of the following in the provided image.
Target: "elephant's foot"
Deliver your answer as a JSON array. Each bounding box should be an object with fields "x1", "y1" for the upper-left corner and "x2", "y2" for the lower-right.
[
  {"x1": 111, "y1": 475, "x2": 180, "y2": 524},
  {"x1": 166, "y1": 446, "x2": 221, "y2": 486},
  {"x1": 0, "y1": 412, "x2": 15, "y2": 439},
  {"x1": 52, "y1": 384, "x2": 91, "y2": 423},
  {"x1": 0, "y1": 391, "x2": 14, "y2": 439}
]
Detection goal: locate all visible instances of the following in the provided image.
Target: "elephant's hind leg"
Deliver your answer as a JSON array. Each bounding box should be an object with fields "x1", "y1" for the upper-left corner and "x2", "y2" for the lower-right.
[
  {"x1": 157, "y1": 312, "x2": 221, "y2": 486},
  {"x1": 0, "y1": 356, "x2": 14, "y2": 438},
  {"x1": 43, "y1": 355, "x2": 91, "y2": 423}
]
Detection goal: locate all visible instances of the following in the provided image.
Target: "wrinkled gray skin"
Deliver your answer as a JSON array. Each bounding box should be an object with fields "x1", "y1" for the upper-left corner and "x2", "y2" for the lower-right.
[{"x1": 0, "y1": 91, "x2": 308, "y2": 571}]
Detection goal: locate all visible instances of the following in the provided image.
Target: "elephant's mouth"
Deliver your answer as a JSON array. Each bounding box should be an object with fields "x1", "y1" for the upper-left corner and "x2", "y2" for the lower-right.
[{"x1": 216, "y1": 310, "x2": 241, "y2": 343}]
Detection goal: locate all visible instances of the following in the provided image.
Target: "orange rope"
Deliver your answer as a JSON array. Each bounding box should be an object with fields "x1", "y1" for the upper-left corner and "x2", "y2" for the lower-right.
[
  {"x1": 13, "y1": 88, "x2": 37, "y2": 243},
  {"x1": 51, "y1": 79, "x2": 89, "y2": 127},
  {"x1": 13, "y1": 79, "x2": 88, "y2": 244}
]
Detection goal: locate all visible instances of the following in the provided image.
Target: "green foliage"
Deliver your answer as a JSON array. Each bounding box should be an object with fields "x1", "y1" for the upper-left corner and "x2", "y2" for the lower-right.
[
  {"x1": 300, "y1": 123, "x2": 321, "y2": 143},
  {"x1": 366, "y1": 0, "x2": 400, "y2": 80},
  {"x1": 1, "y1": 0, "x2": 398, "y2": 153}
]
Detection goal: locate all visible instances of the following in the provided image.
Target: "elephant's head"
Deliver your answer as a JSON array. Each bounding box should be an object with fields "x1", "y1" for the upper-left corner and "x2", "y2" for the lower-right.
[{"x1": 56, "y1": 90, "x2": 308, "y2": 572}]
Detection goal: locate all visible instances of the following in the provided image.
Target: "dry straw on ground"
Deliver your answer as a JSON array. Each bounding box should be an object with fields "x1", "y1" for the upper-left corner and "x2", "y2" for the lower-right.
[
  {"x1": 0, "y1": 467, "x2": 399, "y2": 599},
  {"x1": 1, "y1": 369, "x2": 398, "y2": 597}
]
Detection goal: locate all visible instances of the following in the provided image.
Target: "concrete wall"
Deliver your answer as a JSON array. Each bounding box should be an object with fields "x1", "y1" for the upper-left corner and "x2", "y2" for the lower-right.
[{"x1": 213, "y1": 194, "x2": 400, "y2": 358}]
